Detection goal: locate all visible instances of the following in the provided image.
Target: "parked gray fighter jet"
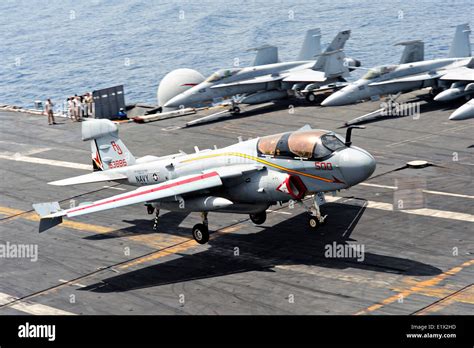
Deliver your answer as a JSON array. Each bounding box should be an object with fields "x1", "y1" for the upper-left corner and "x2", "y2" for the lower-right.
[
  {"x1": 163, "y1": 28, "x2": 359, "y2": 110},
  {"x1": 33, "y1": 119, "x2": 375, "y2": 244},
  {"x1": 322, "y1": 24, "x2": 473, "y2": 108}
]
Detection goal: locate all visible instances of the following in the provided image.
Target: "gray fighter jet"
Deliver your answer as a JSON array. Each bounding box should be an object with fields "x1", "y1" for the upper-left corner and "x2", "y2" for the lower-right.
[
  {"x1": 33, "y1": 119, "x2": 375, "y2": 244},
  {"x1": 322, "y1": 24, "x2": 473, "y2": 108},
  {"x1": 163, "y1": 28, "x2": 359, "y2": 110}
]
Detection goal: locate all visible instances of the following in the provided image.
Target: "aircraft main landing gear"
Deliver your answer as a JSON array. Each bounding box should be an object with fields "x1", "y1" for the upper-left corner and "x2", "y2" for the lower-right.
[
  {"x1": 249, "y1": 211, "x2": 267, "y2": 225},
  {"x1": 146, "y1": 204, "x2": 155, "y2": 215},
  {"x1": 192, "y1": 212, "x2": 210, "y2": 244},
  {"x1": 306, "y1": 92, "x2": 317, "y2": 103}
]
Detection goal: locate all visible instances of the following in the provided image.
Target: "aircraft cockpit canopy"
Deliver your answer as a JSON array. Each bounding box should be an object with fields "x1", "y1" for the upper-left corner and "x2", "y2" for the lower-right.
[
  {"x1": 257, "y1": 130, "x2": 346, "y2": 160},
  {"x1": 205, "y1": 68, "x2": 241, "y2": 83},
  {"x1": 362, "y1": 65, "x2": 397, "y2": 80}
]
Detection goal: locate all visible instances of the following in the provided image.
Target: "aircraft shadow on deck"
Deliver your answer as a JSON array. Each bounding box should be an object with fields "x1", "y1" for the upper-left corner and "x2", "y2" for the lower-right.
[
  {"x1": 79, "y1": 200, "x2": 441, "y2": 293},
  {"x1": 83, "y1": 211, "x2": 192, "y2": 241}
]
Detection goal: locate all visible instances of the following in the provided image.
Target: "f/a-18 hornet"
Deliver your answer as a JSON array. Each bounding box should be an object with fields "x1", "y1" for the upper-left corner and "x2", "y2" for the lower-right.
[
  {"x1": 322, "y1": 23, "x2": 473, "y2": 121},
  {"x1": 163, "y1": 28, "x2": 359, "y2": 110},
  {"x1": 34, "y1": 119, "x2": 375, "y2": 244}
]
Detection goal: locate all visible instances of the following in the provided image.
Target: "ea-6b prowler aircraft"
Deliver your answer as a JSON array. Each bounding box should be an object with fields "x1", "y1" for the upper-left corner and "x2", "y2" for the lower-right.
[
  {"x1": 163, "y1": 28, "x2": 359, "y2": 110},
  {"x1": 33, "y1": 119, "x2": 375, "y2": 244},
  {"x1": 322, "y1": 23, "x2": 474, "y2": 118}
]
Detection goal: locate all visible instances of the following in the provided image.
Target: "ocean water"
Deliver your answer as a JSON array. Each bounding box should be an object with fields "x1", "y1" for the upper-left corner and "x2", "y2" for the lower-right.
[{"x1": 0, "y1": 0, "x2": 472, "y2": 108}]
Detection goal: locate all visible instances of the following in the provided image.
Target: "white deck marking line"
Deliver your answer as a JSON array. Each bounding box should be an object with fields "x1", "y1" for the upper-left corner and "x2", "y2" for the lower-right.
[
  {"x1": 422, "y1": 190, "x2": 474, "y2": 199},
  {"x1": 58, "y1": 279, "x2": 86, "y2": 288},
  {"x1": 324, "y1": 196, "x2": 474, "y2": 222},
  {"x1": 360, "y1": 183, "x2": 474, "y2": 199},
  {"x1": 360, "y1": 183, "x2": 397, "y2": 189},
  {"x1": 266, "y1": 209, "x2": 292, "y2": 215},
  {"x1": 102, "y1": 185, "x2": 127, "y2": 191},
  {"x1": 0, "y1": 153, "x2": 91, "y2": 170},
  {"x1": 0, "y1": 292, "x2": 76, "y2": 315}
]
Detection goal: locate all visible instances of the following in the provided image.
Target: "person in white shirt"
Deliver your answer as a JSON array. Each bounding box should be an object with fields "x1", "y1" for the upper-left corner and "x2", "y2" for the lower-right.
[
  {"x1": 67, "y1": 97, "x2": 74, "y2": 120},
  {"x1": 74, "y1": 95, "x2": 81, "y2": 121}
]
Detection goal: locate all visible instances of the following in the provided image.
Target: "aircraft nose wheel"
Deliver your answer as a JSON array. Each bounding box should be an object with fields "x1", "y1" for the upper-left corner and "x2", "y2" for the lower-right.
[
  {"x1": 306, "y1": 193, "x2": 327, "y2": 230},
  {"x1": 249, "y1": 211, "x2": 267, "y2": 225},
  {"x1": 230, "y1": 106, "x2": 241, "y2": 114},
  {"x1": 192, "y1": 223, "x2": 209, "y2": 244},
  {"x1": 308, "y1": 216, "x2": 319, "y2": 229}
]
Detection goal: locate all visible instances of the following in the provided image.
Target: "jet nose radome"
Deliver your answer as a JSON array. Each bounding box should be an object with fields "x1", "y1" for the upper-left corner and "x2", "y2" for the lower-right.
[
  {"x1": 449, "y1": 100, "x2": 474, "y2": 121},
  {"x1": 163, "y1": 94, "x2": 187, "y2": 109},
  {"x1": 321, "y1": 90, "x2": 348, "y2": 107},
  {"x1": 339, "y1": 147, "x2": 376, "y2": 186}
]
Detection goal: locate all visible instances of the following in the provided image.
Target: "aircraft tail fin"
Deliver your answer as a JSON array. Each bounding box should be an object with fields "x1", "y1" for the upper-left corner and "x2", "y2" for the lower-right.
[
  {"x1": 251, "y1": 45, "x2": 279, "y2": 66},
  {"x1": 82, "y1": 119, "x2": 136, "y2": 171},
  {"x1": 297, "y1": 28, "x2": 322, "y2": 61},
  {"x1": 313, "y1": 50, "x2": 349, "y2": 78},
  {"x1": 395, "y1": 40, "x2": 424, "y2": 64},
  {"x1": 32, "y1": 202, "x2": 64, "y2": 232},
  {"x1": 312, "y1": 30, "x2": 351, "y2": 77},
  {"x1": 448, "y1": 23, "x2": 471, "y2": 58},
  {"x1": 325, "y1": 30, "x2": 351, "y2": 53}
]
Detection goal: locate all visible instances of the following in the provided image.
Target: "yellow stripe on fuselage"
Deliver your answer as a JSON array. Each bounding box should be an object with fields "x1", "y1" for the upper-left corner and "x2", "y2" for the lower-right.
[{"x1": 180, "y1": 152, "x2": 337, "y2": 183}]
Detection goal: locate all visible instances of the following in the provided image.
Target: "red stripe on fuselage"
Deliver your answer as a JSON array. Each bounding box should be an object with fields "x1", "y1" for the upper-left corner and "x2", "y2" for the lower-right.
[{"x1": 68, "y1": 171, "x2": 219, "y2": 214}]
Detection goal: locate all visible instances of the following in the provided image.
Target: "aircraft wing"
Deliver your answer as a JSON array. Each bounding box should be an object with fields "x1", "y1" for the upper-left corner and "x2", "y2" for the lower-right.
[
  {"x1": 35, "y1": 172, "x2": 223, "y2": 220},
  {"x1": 368, "y1": 71, "x2": 443, "y2": 86},
  {"x1": 210, "y1": 75, "x2": 283, "y2": 88},
  {"x1": 282, "y1": 69, "x2": 327, "y2": 82},
  {"x1": 439, "y1": 67, "x2": 474, "y2": 81},
  {"x1": 48, "y1": 170, "x2": 128, "y2": 186}
]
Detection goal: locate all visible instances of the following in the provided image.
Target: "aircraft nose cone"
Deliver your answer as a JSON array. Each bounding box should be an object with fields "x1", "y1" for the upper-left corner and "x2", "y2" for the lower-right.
[
  {"x1": 163, "y1": 94, "x2": 186, "y2": 109},
  {"x1": 339, "y1": 148, "x2": 376, "y2": 186},
  {"x1": 449, "y1": 100, "x2": 474, "y2": 120},
  {"x1": 321, "y1": 91, "x2": 347, "y2": 106}
]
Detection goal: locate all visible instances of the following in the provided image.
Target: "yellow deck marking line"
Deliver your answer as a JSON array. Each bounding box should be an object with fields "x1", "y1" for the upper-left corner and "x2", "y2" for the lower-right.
[
  {"x1": 355, "y1": 259, "x2": 474, "y2": 315},
  {"x1": 0, "y1": 206, "x2": 186, "y2": 249},
  {"x1": 413, "y1": 285, "x2": 474, "y2": 315},
  {"x1": 180, "y1": 152, "x2": 336, "y2": 183},
  {"x1": 277, "y1": 264, "x2": 474, "y2": 309},
  {"x1": 0, "y1": 292, "x2": 75, "y2": 315},
  {"x1": 394, "y1": 283, "x2": 474, "y2": 306}
]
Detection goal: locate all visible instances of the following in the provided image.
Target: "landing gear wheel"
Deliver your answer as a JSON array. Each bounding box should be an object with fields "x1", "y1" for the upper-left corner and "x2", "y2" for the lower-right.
[
  {"x1": 249, "y1": 211, "x2": 267, "y2": 225},
  {"x1": 146, "y1": 204, "x2": 155, "y2": 215},
  {"x1": 231, "y1": 106, "x2": 241, "y2": 114},
  {"x1": 306, "y1": 92, "x2": 316, "y2": 103},
  {"x1": 192, "y1": 223, "x2": 209, "y2": 244},
  {"x1": 308, "y1": 216, "x2": 319, "y2": 229}
]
